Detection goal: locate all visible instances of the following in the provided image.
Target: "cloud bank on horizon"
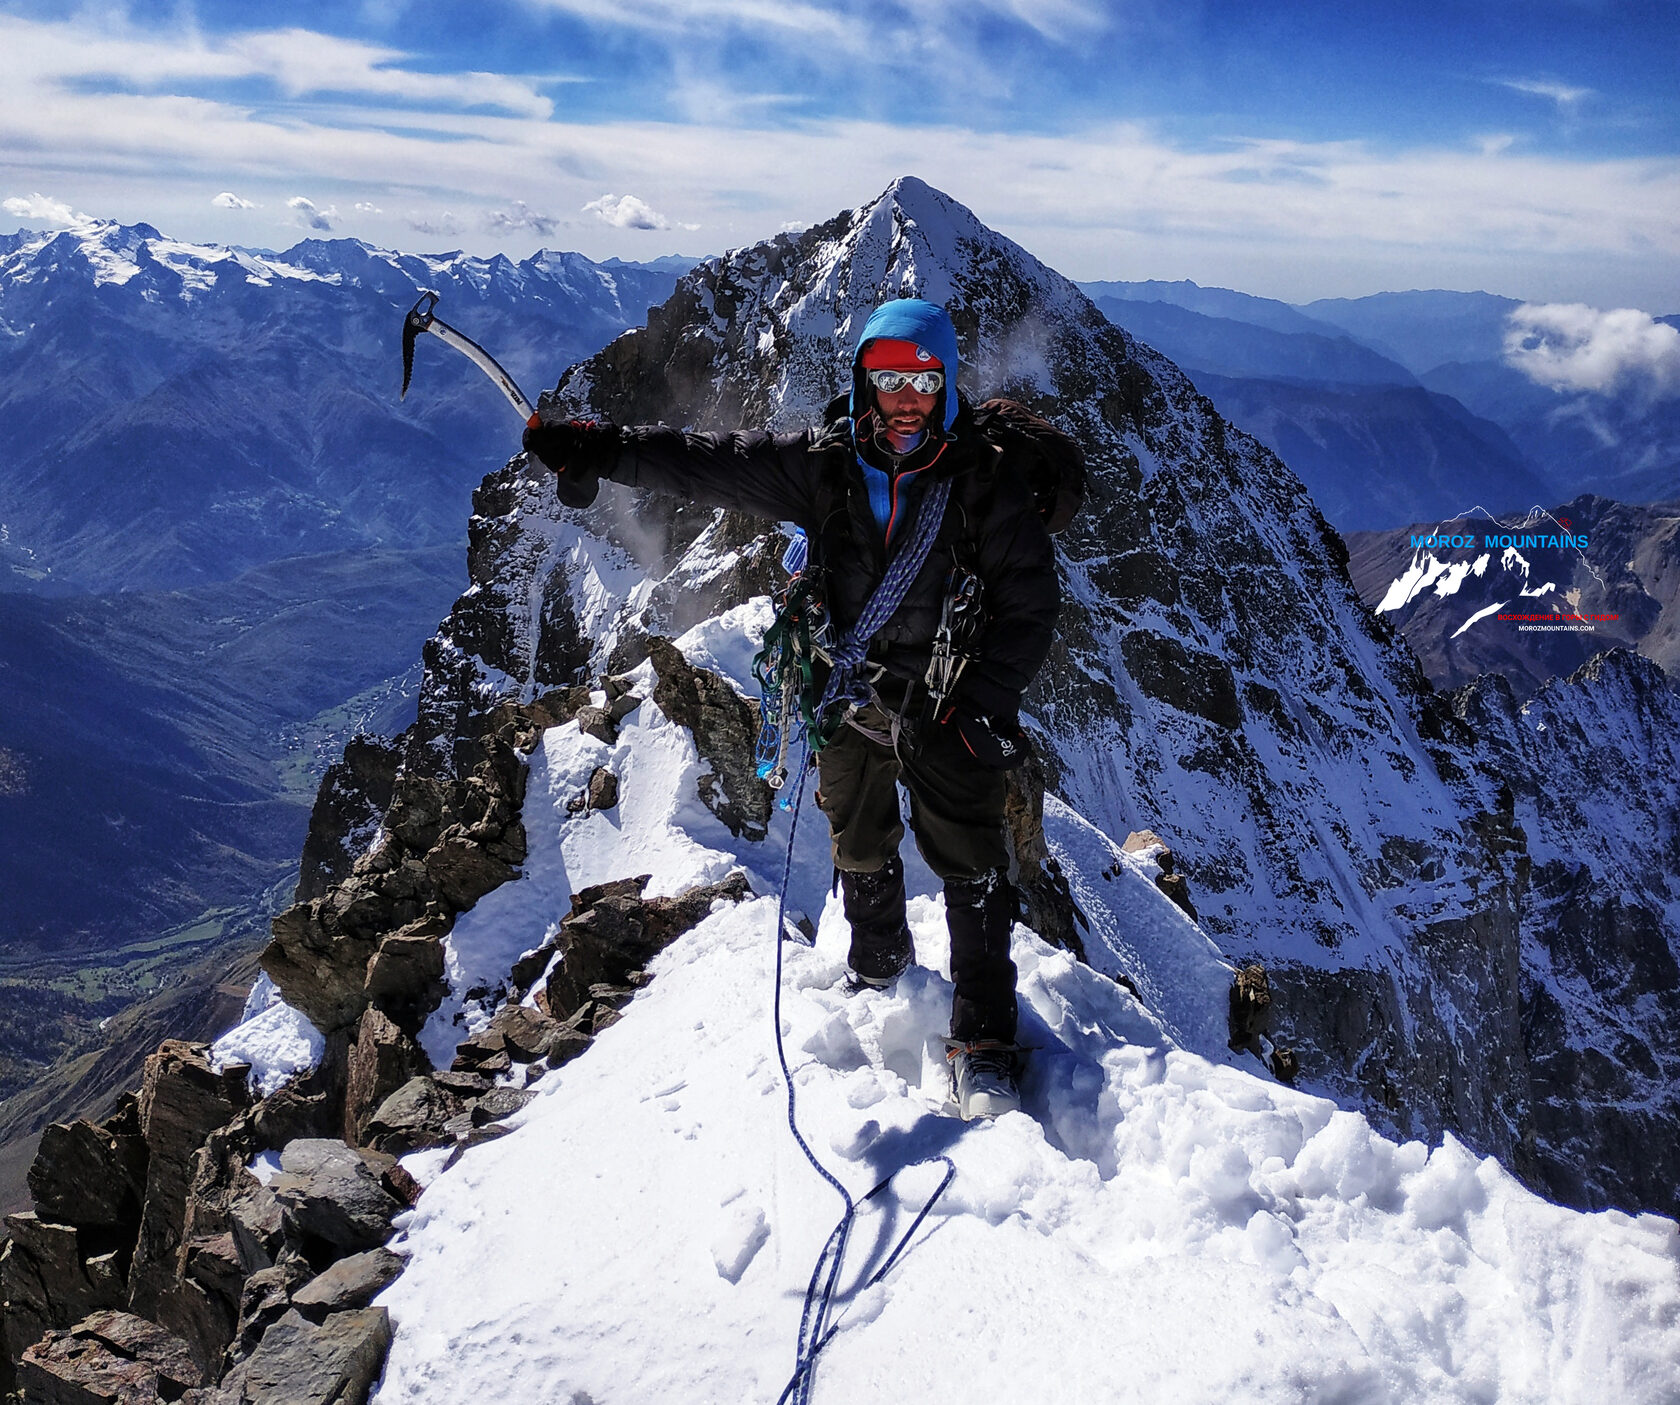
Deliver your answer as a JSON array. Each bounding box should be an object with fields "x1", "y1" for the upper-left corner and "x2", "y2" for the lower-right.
[{"x1": 0, "y1": 1, "x2": 1675, "y2": 307}]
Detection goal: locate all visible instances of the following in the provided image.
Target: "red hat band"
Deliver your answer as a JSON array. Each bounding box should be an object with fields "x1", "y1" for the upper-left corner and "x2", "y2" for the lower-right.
[{"x1": 860, "y1": 337, "x2": 943, "y2": 373}]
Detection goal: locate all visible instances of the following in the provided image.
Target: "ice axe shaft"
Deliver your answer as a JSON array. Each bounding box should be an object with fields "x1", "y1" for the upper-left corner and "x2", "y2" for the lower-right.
[{"x1": 401, "y1": 290, "x2": 539, "y2": 428}]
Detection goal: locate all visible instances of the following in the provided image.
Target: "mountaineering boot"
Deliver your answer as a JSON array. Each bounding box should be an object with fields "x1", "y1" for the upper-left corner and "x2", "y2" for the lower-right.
[
  {"x1": 945, "y1": 1040, "x2": 1024, "y2": 1120},
  {"x1": 944, "y1": 868, "x2": 1019, "y2": 1042},
  {"x1": 841, "y1": 855, "x2": 913, "y2": 988}
]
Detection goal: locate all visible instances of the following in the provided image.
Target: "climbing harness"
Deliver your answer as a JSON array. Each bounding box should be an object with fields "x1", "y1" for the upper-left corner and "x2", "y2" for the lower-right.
[
  {"x1": 753, "y1": 476, "x2": 953, "y2": 792},
  {"x1": 760, "y1": 484, "x2": 962, "y2": 1403},
  {"x1": 768, "y1": 748, "x2": 955, "y2": 1405}
]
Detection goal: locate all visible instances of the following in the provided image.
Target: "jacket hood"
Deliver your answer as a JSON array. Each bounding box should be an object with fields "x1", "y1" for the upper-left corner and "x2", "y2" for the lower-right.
[{"x1": 850, "y1": 298, "x2": 961, "y2": 434}]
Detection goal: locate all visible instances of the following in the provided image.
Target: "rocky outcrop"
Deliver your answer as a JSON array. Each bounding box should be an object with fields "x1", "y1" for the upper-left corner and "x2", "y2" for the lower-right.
[
  {"x1": 18, "y1": 1309, "x2": 207, "y2": 1403},
  {"x1": 295, "y1": 736, "x2": 402, "y2": 905},
  {"x1": 262, "y1": 695, "x2": 584, "y2": 1039},
  {"x1": 646, "y1": 637, "x2": 772, "y2": 840}
]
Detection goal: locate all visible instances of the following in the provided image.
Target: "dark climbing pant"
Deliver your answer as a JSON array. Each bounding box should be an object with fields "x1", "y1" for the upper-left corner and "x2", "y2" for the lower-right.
[{"x1": 816, "y1": 703, "x2": 1017, "y2": 1041}]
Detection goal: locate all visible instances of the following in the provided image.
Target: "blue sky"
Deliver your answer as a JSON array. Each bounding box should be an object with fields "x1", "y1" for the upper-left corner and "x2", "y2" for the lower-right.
[{"x1": 2, "y1": 0, "x2": 1676, "y2": 305}]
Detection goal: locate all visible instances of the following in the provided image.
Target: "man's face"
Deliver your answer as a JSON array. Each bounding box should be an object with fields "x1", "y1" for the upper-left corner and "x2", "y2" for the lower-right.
[{"x1": 875, "y1": 382, "x2": 938, "y2": 439}]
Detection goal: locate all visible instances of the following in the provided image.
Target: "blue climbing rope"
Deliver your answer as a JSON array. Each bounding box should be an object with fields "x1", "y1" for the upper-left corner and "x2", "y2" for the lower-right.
[
  {"x1": 768, "y1": 747, "x2": 955, "y2": 1405},
  {"x1": 764, "y1": 475, "x2": 959, "y2": 1405}
]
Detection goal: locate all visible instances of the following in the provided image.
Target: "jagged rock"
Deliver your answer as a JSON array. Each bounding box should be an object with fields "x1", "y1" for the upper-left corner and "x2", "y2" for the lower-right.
[
  {"x1": 261, "y1": 902, "x2": 379, "y2": 1036},
  {"x1": 1121, "y1": 829, "x2": 1198, "y2": 919},
  {"x1": 586, "y1": 766, "x2": 620, "y2": 809},
  {"x1": 468, "y1": 1088, "x2": 533, "y2": 1127},
  {"x1": 646, "y1": 637, "x2": 772, "y2": 840},
  {"x1": 360, "y1": 932, "x2": 448, "y2": 1039},
  {"x1": 1154, "y1": 872, "x2": 1197, "y2": 920},
  {"x1": 214, "y1": 1307, "x2": 390, "y2": 1405},
  {"x1": 572, "y1": 705, "x2": 618, "y2": 743},
  {"x1": 423, "y1": 830, "x2": 518, "y2": 912},
  {"x1": 296, "y1": 736, "x2": 403, "y2": 904},
  {"x1": 342, "y1": 1008, "x2": 429, "y2": 1146},
  {"x1": 226, "y1": 1175, "x2": 285, "y2": 1276},
  {"x1": 362, "y1": 1077, "x2": 468, "y2": 1157},
  {"x1": 1228, "y1": 963, "x2": 1298, "y2": 1083},
  {"x1": 290, "y1": 1251, "x2": 404, "y2": 1318},
  {"x1": 542, "y1": 872, "x2": 752, "y2": 1020},
  {"x1": 567, "y1": 764, "x2": 621, "y2": 816},
  {"x1": 380, "y1": 1164, "x2": 423, "y2": 1210},
  {"x1": 1121, "y1": 829, "x2": 1171, "y2": 864},
  {"x1": 230, "y1": 1253, "x2": 313, "y2": 1363},
  {"x1": 270, "y1": 1142, "x2": 403, "y2": 1260},
  {"x1": 452, "y1": 1005, "x2": 568, "y2": 1072},
  {"x1": 1228, "y1": 963, "x2": 1273, "y2": 1049},
  {"x1": 28, "y1": 1119, "x2": 150, "y2": 1233},
  {"x1": 127, "y1": 1043, "x2": 251, "y2": 1326},
  {"x1": 1, "y1": 1213, "x2": 128, "y2": 1374},
  {"x1": 18, "y1": 1310, "x2": 206, "y2": 1404}
]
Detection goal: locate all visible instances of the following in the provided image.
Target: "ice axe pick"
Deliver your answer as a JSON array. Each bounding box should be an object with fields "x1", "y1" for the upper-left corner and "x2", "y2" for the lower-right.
[{"x1": 400, "y1": 290, "x2": 540, "y2": 429}]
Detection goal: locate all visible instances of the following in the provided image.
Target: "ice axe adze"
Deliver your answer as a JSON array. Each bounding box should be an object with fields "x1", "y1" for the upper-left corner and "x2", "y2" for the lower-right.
[{"x1": 400, "y1": 290, "x2": 540, "y2": 429}]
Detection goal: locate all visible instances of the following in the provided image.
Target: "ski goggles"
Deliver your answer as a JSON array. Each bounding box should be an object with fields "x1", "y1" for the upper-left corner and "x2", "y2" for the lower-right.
[{"x1": 867, "y1": 368, "x2": 944, "y2": 395}]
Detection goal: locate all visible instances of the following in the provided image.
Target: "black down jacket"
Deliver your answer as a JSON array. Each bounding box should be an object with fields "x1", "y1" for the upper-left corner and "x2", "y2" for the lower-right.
[{"x1": 577, "y1": 394, "x2": 1060, "y2": 718}]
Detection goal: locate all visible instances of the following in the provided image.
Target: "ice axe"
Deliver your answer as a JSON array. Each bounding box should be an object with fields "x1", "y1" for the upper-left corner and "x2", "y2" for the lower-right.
[{"x1": 400, "y1": 290, "x2": 540, "y2": 429}]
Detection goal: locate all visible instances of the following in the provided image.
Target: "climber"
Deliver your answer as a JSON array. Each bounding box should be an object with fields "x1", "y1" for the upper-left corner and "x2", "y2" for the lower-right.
[{"x1": 521, "y1": 298, "x2": 1061, "y2": 1120}]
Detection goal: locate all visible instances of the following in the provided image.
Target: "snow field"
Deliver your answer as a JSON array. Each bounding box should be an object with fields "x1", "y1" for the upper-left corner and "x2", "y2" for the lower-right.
[{"x1": 366, "y1": 620, "x2": 1680, "y2": 1404}]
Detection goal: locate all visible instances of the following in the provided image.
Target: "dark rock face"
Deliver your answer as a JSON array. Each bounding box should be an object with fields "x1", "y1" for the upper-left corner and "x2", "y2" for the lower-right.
[
  {"x1": 270, "y1": 1142, "x2": 404, "y2": 1260},
  {"x1": 262, "y1": 697, "x2": 571, "y2": 1038},
  {"x1": 646, "y1": 637, "x2": 773, "y2": 840},
  {"x1": 18, "y1": 1309, "x2": 207, "y2": 1403},
  {"x1": 214, "y1": 1305, "x2": 391, "y2": 1405},
  {"x1": 128, "y1": 1044, "x2": 252, "y2": 1327},
  {"x1": 295, "y1": 736, "x2": 402, "y2": 905},
  {"x1": 1453, "y1": 650, "x2": 1680, "y2": 1215},
  {"x1": 27, "y1": 1118, "x2": 149, "y2": 1235},
  {"x1": 539, "y1": 873, "x2": 753, "y2": 1020}
]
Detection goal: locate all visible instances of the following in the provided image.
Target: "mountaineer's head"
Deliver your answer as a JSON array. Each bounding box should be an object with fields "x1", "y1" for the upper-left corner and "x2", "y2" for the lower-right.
[{"x1": 850, "y1": 298, "x2": 960, "y2": 451}]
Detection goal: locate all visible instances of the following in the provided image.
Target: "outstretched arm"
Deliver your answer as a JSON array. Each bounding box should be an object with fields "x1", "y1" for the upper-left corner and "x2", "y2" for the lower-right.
[{"x1": 525, "y1": 418, "x2": 818, "y2": 523}]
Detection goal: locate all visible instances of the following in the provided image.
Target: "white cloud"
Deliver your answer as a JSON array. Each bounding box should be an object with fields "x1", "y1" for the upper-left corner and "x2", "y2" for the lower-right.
[
  {"x1": 354, "y1": 201, "x2": 384, "y2": 214},
  {"x1": 2, "y1": 192, "x2": 83, "y2": 225},
  {"x1": 211, "y1": 191, "x2": 255, "y2": 209},
  {"x1": 584, "y1": 193, "x2": 672, "y2": 230},
  {"x1": 223, "y1": 29, "x2": 554, "y2": 118},
  {"x1": 287, "y1": 196, "x2": 337, "y2": 231},
  {"x1": 0, "y1": 13, "x2": 1677, "y2": 302},
  {"x1": 406, "y1": 211, "x2": 463, "y2": 237},
  {"x1": 1501, "y1": 78, "x2": 1594, "y2": 112},
  {"x1": 485, "y1": 201, "x2": 560, "y2": 236},
  {"x1": 1504, "y1": 304, "x2": 1680, "y2": 399}
]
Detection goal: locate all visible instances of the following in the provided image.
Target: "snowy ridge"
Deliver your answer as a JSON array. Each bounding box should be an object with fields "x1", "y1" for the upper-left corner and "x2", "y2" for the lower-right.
[
  {"x1": 404, "y1": 177, "x2": 1678, "y2": 1209},
  {"x1": 0, "y1": 219, "x2": 679, "y2": 313},
  {"x1": 351, "y1": 613, "x2": 1680, "y2": 1403}
]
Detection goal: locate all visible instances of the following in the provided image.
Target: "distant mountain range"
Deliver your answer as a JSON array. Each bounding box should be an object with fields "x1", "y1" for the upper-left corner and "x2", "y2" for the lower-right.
[
  {"x1": 0, "y1": 222, "x2": 682, "y2": 594},
  {"x1": 0, "y1": 224, "x2": 680, "y2": 1093},
  {"x1": 1079, "y1": 280, "x2": 1679, "y2": 531}
]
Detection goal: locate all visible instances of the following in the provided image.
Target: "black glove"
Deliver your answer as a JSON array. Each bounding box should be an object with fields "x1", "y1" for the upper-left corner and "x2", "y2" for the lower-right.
[
  {"x1": 938, "y1": 705, "x2": 1031, "y2": 771},
  {"x1": 522, "y1": 418, "x2": 608, "y2": 509}
]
